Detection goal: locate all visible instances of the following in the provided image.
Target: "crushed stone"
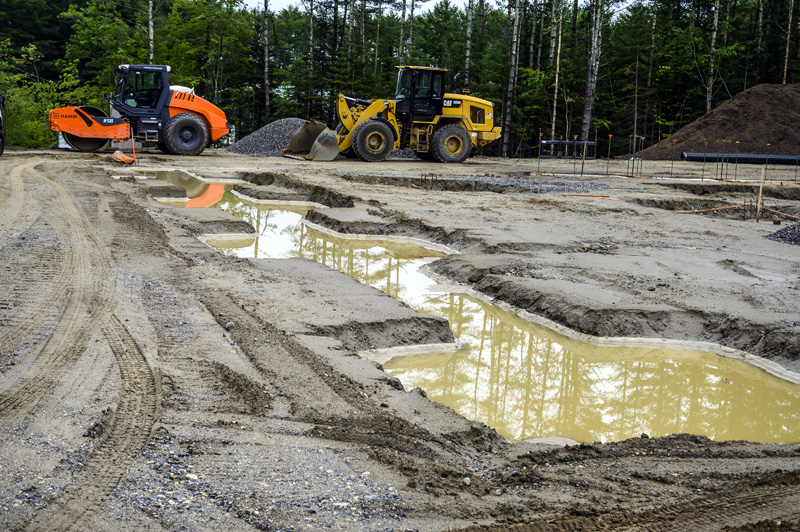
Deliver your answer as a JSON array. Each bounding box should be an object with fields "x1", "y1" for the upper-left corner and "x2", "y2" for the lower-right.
[
  {"x1": 765, "y1": 222, "x2": 800, "y2": 245},
  {"x1": 227, "y1": 118, "x2": 307, "y2": 157},
  {"x1": 227, "y1": 118, "x2": 453, "y2": 160}
]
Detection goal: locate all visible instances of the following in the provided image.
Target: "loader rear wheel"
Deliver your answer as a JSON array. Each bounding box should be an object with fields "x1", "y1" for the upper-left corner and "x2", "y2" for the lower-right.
[
  {"x1": 0, "y1": 131, "x2": 4, "y2": 157},
  {"x1": 156, "y1": 141, "x2": 172, "y2": 154},
  {"x1": 352, "y1": 121, "x2": 394, "y2": 162},
  {"x1": 431, "y1": 124, "x2": 471, "y2": 163},
  {"x1": 164, "y1": 113, "x2": 208, "y2": 156}
]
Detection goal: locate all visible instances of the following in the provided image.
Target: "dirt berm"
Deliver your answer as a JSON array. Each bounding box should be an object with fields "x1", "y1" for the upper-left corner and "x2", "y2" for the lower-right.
[
  {"x1": 639, "y1": 83, "x2": 800, "y2": 159},
  {"x1": 0, "y1": 150, "x2": 799, "y2": 532}
]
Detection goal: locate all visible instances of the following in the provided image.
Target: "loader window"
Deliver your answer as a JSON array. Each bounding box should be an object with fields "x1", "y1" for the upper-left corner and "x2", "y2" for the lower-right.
[
  {"x1": 395, "y1": 69, "x2": 412, "y2": 101},
  {"x1": 412, "y1": 71, "x2": 444, "y2": 120},
  {"x1": 123, "y1": 71, "x2": 163, "y2": 109},
  {"x1": 470, "y1": 106, "x2": 485, "y2": 125}
]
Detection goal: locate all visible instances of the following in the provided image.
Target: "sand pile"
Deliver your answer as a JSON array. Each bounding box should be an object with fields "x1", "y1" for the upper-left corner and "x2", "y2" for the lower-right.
[{"x1": 638, "y1": 84, "x2": 800, "y2": 160}]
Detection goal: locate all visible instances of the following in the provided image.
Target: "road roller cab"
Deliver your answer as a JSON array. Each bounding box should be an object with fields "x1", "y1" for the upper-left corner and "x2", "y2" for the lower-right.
[{"x1": 48, "y1": 64, "x2": 230, "y2": 155}]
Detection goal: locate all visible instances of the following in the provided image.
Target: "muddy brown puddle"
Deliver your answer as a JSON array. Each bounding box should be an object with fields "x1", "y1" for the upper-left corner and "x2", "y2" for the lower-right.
[{"x1": 151, "y1": 172, "x2": 800, "y2": 445}]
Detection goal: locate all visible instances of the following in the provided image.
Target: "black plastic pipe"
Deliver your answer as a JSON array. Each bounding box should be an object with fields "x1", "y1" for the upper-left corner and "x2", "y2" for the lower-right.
[{"x1": 681, "y1": 152, "x2": 800, "y2": 165}]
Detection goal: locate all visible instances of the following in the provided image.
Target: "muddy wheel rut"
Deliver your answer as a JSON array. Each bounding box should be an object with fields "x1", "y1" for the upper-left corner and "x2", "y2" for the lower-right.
[
  {"x1": 464, "y1": 470, "x2": 800, "y2": 531},
  {"x1": 0, "y1": 161, "x2": 157, "y2": 531},
  {"x1": 21, "y1": 314, "x2": 158, "y2": 532},
  {"x1": 0, "y1": 164, "x2": 112, "y2": 417}
]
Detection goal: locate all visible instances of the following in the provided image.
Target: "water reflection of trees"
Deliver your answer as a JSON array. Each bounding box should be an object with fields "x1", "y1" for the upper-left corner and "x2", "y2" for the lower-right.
[
  {"x1": 208, "y1": 200, "x2": 800, "y2": 445},
  {"x1": 386, "y1": 294, "x2": 800, "y2": 444}
]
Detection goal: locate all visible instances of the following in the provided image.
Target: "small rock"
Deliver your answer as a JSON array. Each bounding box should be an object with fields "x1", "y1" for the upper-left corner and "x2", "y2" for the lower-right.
[
  {"x1": 462, "y1": 477, "x2": 471, "y2": 486},
  {"x1": 186, "y1": 473, "x2": 198, "y2": 481},
  {"x1": 224, "y1": 321, "x2": 235, "y2": 330}
]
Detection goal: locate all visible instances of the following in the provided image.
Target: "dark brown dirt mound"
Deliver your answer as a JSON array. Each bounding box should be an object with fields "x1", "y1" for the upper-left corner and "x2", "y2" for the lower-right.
[{"x1": 639, "y1": 83, "x2": 800, "y2": 160}]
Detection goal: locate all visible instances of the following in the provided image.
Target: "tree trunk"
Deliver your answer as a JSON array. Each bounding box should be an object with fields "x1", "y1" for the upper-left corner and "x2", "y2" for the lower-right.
[
  {"x1": 756, "y1": 0, "x2": 764, "y2": 74},
  {"x1": 502, "y1": 0, "x2": 523, "y2": 157},
  {"x1": 374, "y1": 0, "x2": 383, "y2": 75},
  {"x1": 466, "y1": 0, "x2": 474, "y2": 88},
  {"x1": 580, "y1": 0, "x2": 603, "y2": 140},
  {"x1": 334, "y1": 0, "x2": 340, "y2": 58},
  {"x1": 549, "y1": 0, "x2": 560, "y2": 66},
  {"x1": 642, "y1": 0, "x2": 657, "y2": 140},
  {"x1": 550, "y1": 0, "x2": 564, "y2": 141},
  {"x1": 633, "y1": 43, "x2": 639, "y2": 138},
  {"x1": 409, "y1": 0, "x2": 416, "y2": 59},
  {"x1": 785, "y1": 0, "x2": 795, "y2": 83},
  {"x1": 479, "y1": 0, "x2": 486, "y2": 36},
  {"x1": 361, "y1": 0, "x2": 366, "y2": 75},
  {"x1": 347, "y1": 0, "x2": 355, "y2": 85},
  {"x1": 399, "y1": 0, "x2": 407, "y2": 59},
  {"x1": 529, "y1": 0, "x2": 538, "y2": 68},
  {"x1": 537, "y1": 0, "x2": 544, "y2": 70},
  {"x1": 308, "y1": 0, "x2": 315, "y2": 117},
  {"x1": 706, "y1": 0, "x2": 720, "y2": 112},
  {"x1": 148, "y1": 0, "x2": 154, "y2": 64},
  {"x1": 571, "y1": 0, "x2": 578, "y2": 54},
  {"x1": 264, "y1": 0, "x2": 271, "y2": 125}
]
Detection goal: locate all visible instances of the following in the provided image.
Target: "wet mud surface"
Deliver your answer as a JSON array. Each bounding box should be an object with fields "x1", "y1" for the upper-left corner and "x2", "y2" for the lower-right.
[{"x1": 1, "y1": 150, "x2": 799, "y2": 531}]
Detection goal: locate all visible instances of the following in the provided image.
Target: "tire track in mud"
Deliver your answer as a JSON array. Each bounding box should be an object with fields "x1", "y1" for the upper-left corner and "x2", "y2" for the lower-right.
[
  {"x1": 0, "y1": 164, "x2": 158, "y2": 529},
  {"x1": 0, "y1": 160, "x2": 35, "y2": 227},
  {"x1": 467, "y1": 471, "x2": 800, "y2": 532},
  {"x1": 22, "y1": 314, "x2": 158, "y2": 532},
  {"x1": 0, "y1": 164, "x2": 112, "y2": 417}
]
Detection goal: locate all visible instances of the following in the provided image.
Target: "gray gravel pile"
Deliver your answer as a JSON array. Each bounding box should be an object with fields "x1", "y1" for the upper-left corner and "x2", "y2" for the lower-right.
[
  {"x1": 765, "y1": 222, "x2": 800, "y2": 245},
  {"x1": 390, "y1": 149, "x2": 417, "y2": 159},
  {"x1": 227, "y1": 118, "x2": 307, "y2": 156}
]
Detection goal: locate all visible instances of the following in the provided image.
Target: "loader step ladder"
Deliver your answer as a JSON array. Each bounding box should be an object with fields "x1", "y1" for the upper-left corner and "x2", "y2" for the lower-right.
[{"x1": 413, "y1": 127, "x2": 430, "y2": 152}]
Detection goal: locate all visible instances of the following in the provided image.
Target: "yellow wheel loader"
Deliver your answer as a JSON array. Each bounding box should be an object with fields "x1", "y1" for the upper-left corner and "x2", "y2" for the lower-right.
[{"x1": 283, "y1": 66, "x2": 501, "y2": 163}]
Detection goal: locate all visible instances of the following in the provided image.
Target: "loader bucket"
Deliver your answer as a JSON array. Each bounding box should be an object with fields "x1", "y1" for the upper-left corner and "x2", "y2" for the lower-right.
[{"x1": 282, "y1": 119, "x2": 340, "y2": 161}]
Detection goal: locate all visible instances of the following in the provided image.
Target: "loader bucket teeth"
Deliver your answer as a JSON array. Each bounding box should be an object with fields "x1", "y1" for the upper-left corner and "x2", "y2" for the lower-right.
[{"x1": 282, "y1": 119, "x2": 340, "y2": 161}]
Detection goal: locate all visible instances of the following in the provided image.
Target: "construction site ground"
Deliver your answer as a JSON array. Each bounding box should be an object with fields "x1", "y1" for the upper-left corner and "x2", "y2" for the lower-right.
[{"x1": 1, "y1": 149, "x2": 799, "y2": 532}]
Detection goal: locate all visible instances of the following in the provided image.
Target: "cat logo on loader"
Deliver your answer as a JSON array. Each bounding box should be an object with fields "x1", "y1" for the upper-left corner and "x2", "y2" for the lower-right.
[
  {"x1": 283, "y1": 66, "x2": 501, "y2": 163},
  {"x1": 49, "y1": 64, "x2": 230, "y2": 155}
]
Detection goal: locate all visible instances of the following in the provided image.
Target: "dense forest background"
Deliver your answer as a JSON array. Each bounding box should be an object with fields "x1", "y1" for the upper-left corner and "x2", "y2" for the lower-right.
[{"x1": 0, "y1": 0, "x2": 798, "y2": 156}]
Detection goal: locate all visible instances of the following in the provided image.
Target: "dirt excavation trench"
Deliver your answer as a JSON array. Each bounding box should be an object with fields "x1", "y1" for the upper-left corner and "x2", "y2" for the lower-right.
[{"x1": 1, "y1": 151, "x2": 800, "y2": 532}]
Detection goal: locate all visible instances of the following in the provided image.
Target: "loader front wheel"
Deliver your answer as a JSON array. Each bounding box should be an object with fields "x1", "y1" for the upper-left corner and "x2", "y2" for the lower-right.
[
  {"x1": 432, "y1": 124, "x2": 471, "y2": 163},
  {"x1": 352, "y1": 121, "x2": 394, "y2": 162},
  {"x1": 156, "y1": 141, "x2": 172, "y2": 154},
  {"x1": 164, "y1": 113, "x2": 208, "y2": 156}
]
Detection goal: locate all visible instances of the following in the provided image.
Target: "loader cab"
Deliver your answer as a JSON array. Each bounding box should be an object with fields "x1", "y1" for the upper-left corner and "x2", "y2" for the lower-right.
[{"x1": 394, "y1": 66, "x2": 445, "y2": 123}]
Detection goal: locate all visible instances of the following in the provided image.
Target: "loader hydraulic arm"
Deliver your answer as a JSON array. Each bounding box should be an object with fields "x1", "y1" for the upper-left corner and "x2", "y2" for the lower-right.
[{"x1": 335, "y1": 95, "x2": 399, "y2": 153}]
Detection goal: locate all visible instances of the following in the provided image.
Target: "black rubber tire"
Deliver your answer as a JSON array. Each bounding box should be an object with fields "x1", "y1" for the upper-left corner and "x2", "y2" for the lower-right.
[
  {"x1": 431, "y1": 124, "x2": 472, "y2": 163},
  {"x1": 164, "y1": 113, "x2": 208, "y2": 156},
  {"x1": 0, "y1": 131, "x2": 4, "y2": 157},
  {"x1": 416, "y1": 150, "x2": 435, "y2": 161},
  {"x1": 349, "y1": 123, "x2": 363, "y2": 159},
  {"x1": 352, "y1": 120, "x2": 394, "y2": 162},
  {"x1": 156, "y1": 141, "x2": 171, "y2": 154}
]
